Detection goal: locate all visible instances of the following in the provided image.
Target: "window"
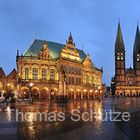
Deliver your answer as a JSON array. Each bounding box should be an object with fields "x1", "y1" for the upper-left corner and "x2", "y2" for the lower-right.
[
  {"x1": 117, "y1": 70, "x2": 120, "y2": 74},
  {"x1": 42, "y1": 68, "x2": 47, "y2": 80},
  {"x1": 92, "y1": 76, "x2": 94, "y2": 83},
  {"x1": 79, "y1": 69, "x2": 81, "y2": 75},
  {"x1": 69, "y1": 77, "x2": 72, "y2": 84},
  {"x1": 95, "y1": 77, "x2": 98, "y2": 84},
  {"x1": 76, "y1": 68, "x2": 78, "y2": 75},
  {"x1": 72, "y1": 67, "x2": 75, "y2": 74},
  {"x1": 76, "y1": 78, "x2": 81, "y2": 85},
  {"x1": 32, "y1": 68, "x2": 38, "y2": 79},
  {"x1": 72, "y1": 77, "x2": 74, "y2": 84},
  {"x1": 50, "y1": 69, "x2": 55, "y2": 80},
  {"x1": 75, "y1": 68, "x2": 81, "y2": 75},
  {"x1": 86, "y1": 75, "x2": 90, "y2": 84},
  {"x1": 117, "y1": 56, "x2": 120, "y2": 60},
  {"x1": 25, "y1": 68, "x2": 29, "y2": 80}
]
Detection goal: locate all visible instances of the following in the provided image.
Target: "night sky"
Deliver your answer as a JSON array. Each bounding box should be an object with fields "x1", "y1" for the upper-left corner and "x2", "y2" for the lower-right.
[{"x1": 0, "y1": 0, "x2": 140, "y2": 85}]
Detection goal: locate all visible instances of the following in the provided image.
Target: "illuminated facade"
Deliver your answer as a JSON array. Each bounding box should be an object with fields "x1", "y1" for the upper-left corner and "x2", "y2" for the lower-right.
[
  {"x1": 0, "y1": 68, "x2": 17, "y2": 94},
  {"x1": 16, "y1": 33, "x2": 104, "y2": 99},
  {"x1": 113, "y1": 22, "x2": 140, "y2": 96},
  {"x1": 0, "y1": 33, "x2": 104, "y2": 99}
]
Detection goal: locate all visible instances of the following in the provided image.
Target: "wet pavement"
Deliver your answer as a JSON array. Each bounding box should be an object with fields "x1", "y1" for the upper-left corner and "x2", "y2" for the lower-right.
[{"x1": 0, "y1": 97, "x2": 140, "y2": 140}]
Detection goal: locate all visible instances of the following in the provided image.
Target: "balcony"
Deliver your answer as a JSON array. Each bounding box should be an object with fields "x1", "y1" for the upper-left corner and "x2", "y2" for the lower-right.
[{"x1": 18, "y1": 79, "x2": 59, "y2": 84}]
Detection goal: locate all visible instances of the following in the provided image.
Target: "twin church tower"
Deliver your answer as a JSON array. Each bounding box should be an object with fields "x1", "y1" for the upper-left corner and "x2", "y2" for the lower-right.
[{"x1": 114, "y1": 22, "x2": 140, "y2": 96}]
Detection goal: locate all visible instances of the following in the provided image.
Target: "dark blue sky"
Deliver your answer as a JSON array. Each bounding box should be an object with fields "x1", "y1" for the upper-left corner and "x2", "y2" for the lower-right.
[{"x1": 0, "y1": 0, "x2": 140, "y2": 85}]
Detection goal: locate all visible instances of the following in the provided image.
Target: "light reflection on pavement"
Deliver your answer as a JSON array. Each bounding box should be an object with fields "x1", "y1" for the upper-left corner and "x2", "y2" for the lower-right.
[{"x1": 0, "y1": 97, "x2": 140, "y2": 140}]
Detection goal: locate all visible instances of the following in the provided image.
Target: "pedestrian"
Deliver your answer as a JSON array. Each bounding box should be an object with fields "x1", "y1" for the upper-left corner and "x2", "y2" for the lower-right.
[{"x1": 2, "y1": 101, "x2": 7, "y2": 111}]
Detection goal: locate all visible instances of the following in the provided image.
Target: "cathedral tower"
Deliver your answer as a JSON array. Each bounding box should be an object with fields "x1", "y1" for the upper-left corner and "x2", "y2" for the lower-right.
[
  {"x1": 133, "y1": 25, "x2": 140, "y2": 85},
  {"x1": 115, "y1": 22, "x2": 125, "y2": 86}
]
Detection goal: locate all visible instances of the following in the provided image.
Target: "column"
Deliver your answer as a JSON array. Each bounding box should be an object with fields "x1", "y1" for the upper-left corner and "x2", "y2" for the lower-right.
[
  {"x1": 49, "y1": 90, "x2": 51, "y2": 100},
  {"x1": 39, "y1": 92, "x2": 41, "y2": 100},
  {"x1": 81, "y1": 92, "x2": 83, "y2": 100},
  {"x1": 88, "y1": 92, "x2": 89, "y2": 100},
  {"x1": 74, "y1": 91, "x2": 76, "y2": 100}
]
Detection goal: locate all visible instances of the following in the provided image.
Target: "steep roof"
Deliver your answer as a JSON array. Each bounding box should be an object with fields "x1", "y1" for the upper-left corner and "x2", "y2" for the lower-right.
[
  {"x1": 133, "y1": 25, "x2": 140, "y2": 54},
  {"x1": 24, "y1": 39, "x2": 86, "y2": 60},
  {"x1": 115, "y1": 22, "x2": 125, "y2": 52},
  {"x1": 0, "y1": 67, "x2": 6, "y2": 78},
  {"x1": 7, "y1": 68, "x2": 17, "y2": 79},
  {"x1": 125, "y1": 67, "x2": 135, "y2": 74}
]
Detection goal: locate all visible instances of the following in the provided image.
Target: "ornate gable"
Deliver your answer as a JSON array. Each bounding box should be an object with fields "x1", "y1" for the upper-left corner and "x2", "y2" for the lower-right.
[
  {"x1": 7, "y1": 69, "x2": 17, "y2": 79},
  {"x1": 39, "y1": 40, "x2": 52, "y2": 60},
  {"x1": 83, "y1": 54, "x2": 95, "y2": 68},
  {"x1": 60, "y1": 33, "x2": 81, "y2": 61}
]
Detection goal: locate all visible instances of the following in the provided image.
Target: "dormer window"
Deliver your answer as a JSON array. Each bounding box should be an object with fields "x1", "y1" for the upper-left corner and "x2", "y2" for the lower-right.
[{"x1": 39, "y1": 41, "x2": 51, "y2": 60}]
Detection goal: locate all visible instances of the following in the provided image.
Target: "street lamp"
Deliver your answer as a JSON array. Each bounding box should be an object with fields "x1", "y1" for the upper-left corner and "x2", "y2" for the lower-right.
[
  {"x1": 29, "y1": 82, "x2": 33, "y2": 99},
  {"x1": 98, "y1": 86, "x2": 101, "y2": 100},
  {"x1": 7, "y1": 83, "x2": 10, "y2": 92}
]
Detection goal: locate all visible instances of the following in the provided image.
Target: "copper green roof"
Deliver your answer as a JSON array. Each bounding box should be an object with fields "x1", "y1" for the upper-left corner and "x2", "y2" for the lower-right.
[{"x1": 24, "y1": 39, "x2": 86, "y2": 60}]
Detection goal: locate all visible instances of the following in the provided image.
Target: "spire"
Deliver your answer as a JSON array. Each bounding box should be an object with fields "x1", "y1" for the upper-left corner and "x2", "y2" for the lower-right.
[
  {"x1": 86, "y1": 53, "x2": 90, "y2": 59},
  {"x1": 115, "y1": 21, "x2": 125, "y2": 52},
  {"x1": 43, "y1": 40, "x2": 47, "y2": 50},
  {"x1": 17, "y1": 49, "x2": 19, "y2": 57},
  {"x1": 67, "y1": 32, "x2": 73, "y2": 44},
  {"x1": 133, "y1": 25, "x2": 140, "y2": 54},
  {"x1": 34, "y1": 32, "x2": 36, "y2": 40}
]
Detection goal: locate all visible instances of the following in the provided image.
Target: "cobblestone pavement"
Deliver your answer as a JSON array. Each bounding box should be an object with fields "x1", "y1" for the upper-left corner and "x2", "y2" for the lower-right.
[{"x1": 0, "y1": 97, "x2": 140, "y2": 140}]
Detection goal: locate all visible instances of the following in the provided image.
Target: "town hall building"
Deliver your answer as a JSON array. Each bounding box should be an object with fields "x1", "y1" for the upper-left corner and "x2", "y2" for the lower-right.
[{"x1": 0, "y1": 33, "x2": 105, "y2": 100}]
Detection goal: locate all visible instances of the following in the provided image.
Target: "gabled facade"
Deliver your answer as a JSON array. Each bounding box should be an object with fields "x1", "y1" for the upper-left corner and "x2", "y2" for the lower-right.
[
  {"x1": 113, "y1": 22, "x2": 140, "y2": 96},
  {"x1": 0, "y1": 68, "x2": 17, "y2": 93},
  {"x1": 16, "y1": 34, "x2": 104, "y2": 100}
]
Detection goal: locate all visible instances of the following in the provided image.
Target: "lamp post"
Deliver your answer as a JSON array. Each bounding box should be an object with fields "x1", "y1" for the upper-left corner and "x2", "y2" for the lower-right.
[{"x1": 29, "y1": 82, "x2": 33, "y2": 99}]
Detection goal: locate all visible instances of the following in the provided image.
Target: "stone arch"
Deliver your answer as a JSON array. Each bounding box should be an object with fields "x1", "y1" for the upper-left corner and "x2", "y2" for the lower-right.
[
  {"x1": 132, "y1": 90, "x2": 136, "y2": 96},
  {"x1": 137, "y1": 91, "x2": 140, "y2": 96},
  {"x1": 53, "y1": 88, "x2": 58, "y2": 95},
  {"x1": 83, "y1": 89, "x2": 88, "y2": 99},
  {"x1": 21, "y1": 86, "x2": 29, "y2": 98},
  {"x1": 89, "y1": 90, "x2": 93, "y2": 99},
  {"x1": 32, "y1": 87, "x2": 40, "y2": 100},
  {"x1": 41, "y1": 87, "x2": 49, "y2": 100},
  {"x1": 125, "y1": 90, "x2": 130, "y2": 96},
  {"x1": 50, "y1": 87, "x2": 57, "y2": 99}
]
